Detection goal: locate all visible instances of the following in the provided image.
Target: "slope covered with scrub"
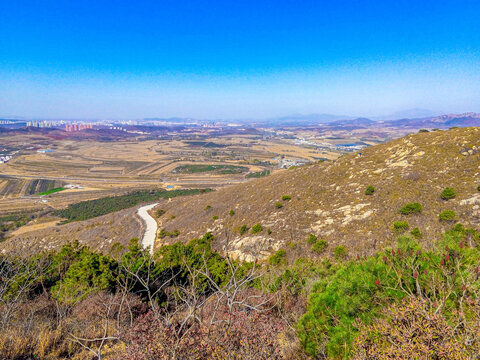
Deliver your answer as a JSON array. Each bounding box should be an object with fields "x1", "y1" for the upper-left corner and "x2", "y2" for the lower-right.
[{"x1": 153, "y1": 127, "x2": 480, "y2": 261}]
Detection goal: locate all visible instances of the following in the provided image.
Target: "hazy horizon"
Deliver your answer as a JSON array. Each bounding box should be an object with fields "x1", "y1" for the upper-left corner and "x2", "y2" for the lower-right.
[{"x1": 1, "y1": 1, "x2": 480, "y2": 119}]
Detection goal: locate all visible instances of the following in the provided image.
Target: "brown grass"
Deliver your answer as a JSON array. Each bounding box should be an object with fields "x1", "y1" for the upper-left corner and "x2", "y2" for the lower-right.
[
  {"x1": 152, "y1": 127, "x2": 480, "y2": 262},
  {"x1": 1, "y1": 207, "x2": 143, "y2": 256}
]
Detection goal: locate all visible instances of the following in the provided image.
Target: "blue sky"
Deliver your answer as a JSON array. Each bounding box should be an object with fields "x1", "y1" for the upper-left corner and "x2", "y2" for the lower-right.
[{"x1": 1, "y1": 0, "x2": 479, "y2": 119}]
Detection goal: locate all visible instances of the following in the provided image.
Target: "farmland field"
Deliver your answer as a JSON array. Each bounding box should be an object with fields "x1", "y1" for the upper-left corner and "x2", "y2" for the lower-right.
[
  {"x1": 0, "y1": 126, "x2": 369, "y2": 242},
  {"x1": 173, "y1": 164, "x2": 249, "y2": 174},
  {"x1": 27, "y1": 179, "x2": 64, "y2": 195},
  {"x1": 37, "y1": 187, "x2": 66, "y2": 195}
]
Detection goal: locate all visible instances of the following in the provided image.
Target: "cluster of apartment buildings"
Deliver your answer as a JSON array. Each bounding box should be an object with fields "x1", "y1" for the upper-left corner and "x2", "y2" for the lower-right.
[
  {"x1": 65, "y1": 124, "x2": 93, "y2": 132},
  {"x1": 27, "y1": 121, "x2": 55, "y2": 128}
]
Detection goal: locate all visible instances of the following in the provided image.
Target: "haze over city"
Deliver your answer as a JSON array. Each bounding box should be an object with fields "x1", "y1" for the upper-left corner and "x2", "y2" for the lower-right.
[{"x1": 1, "y1": 0, "x2": 480, "y2": 119}]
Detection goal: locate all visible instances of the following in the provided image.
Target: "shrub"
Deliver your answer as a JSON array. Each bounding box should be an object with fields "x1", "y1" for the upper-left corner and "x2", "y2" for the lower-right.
[
  {"x1": 477, "y1": 185, "x2": 480, "y2": 192},
  {"x1": 281, "y1": 195, "x2": 291, "y2": 201},
  {"x1": 439, "y1": 210, "x2": 456, "y2": 221},
  {"x1": 410, "y1": 227, "x2": 422, "y2": 239},
  {"x1": 229, "y1": 210, "x2": 235, "y2": 216},
  {"x1": 159, "y1": 228, "x2": 180, "y2": 238},
  {"x1": 205, "y1": 205, "x2": 211, "y2": 210},
  {"x1": 158, "y1": 228, "x2": 167, "y2": 238},
  {"x1": 297, "y1": 256, "x2": 395, "y2": 358},
  {"x1": 298, "y1": 226, "x2": 480, "y2": 358},
  {"x1": 352, "y1": 298, "x2": 470, "y2": 359},
  {"x1": 274, "y1": 202, "x2": 283, "y2": 209},
  {"x1": 312, "y1": 240, "x2": 327, "y2": 254},
  {"x1": 334, "y1": 246, "x2": 347, "y2": 260},
  {"x1": 53, "y1": 252, "x2": 118, "y2": 304},
  {"x1": 267, "y1": 228, "x2": 272, "y2": 235},
  {"x1": 440, "y1": 187, "x2": 456, "y2": 200},
  {"x1": 418, "y1": 129, "x2": 429, "y2": 133},
  {"x1": 404, "y1": 171, "x2": 421, "y2": 181},
  {"x1": 212, "y1": 215, "x2": 218, "y2": 220},
  {"x1": 365, "y1": 186, "x2": 375, "y2": 195},
  {"x1": 251, "y1": 223, "x2": 263, "y2": 234},
  {"x1": 395, "y1": 235, "x2": 421, "y2": 253},
  {"x1": 155, "y1": 209, "x2": 165, "y2": 217},
  {"x1": 268, "y1": 249, "x2": 287, "y2": 265},
  {"x1": 238, "y1": 225, "x2": 248, "y2": 235},
  {"x1": 122, "y1": 303, "x2": 286, "y2": 360},
  {"x1": 307, "y1": 233, "x2": 317, "y2": 244},
  {"x1": 399, "y1": 202, "x2": 422, "y2": 215},
  {"x1": 393, "y1": 221, "x2": 409, "y2": 232}
]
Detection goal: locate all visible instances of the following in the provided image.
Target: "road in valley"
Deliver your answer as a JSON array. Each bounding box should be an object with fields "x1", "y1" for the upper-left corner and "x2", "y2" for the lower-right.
[{"x1": 137, "y1": 203, "x2": 159, "y2": 254}]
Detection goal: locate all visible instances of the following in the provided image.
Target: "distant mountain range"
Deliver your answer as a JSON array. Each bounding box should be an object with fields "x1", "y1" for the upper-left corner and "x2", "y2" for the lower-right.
[
  {"x1": 377, "y1": 112, "x2": 480, "y2": 129},
  {"x1": 261, "y1": 112, "x2": 480, "y2": 129},
  {"x1": 1, "y1": 112, "x2": 480, "y2": 129},
  {"x1": 373, "y1": 108, "x2": 439, "y2": 120},
  {"x1": 260, "y1": 113, "x2": 356, "y2": 126}
]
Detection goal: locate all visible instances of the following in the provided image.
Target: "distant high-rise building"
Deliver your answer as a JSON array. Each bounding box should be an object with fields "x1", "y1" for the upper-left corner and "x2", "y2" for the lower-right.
[
  {"x1": 27, "y1": 120, "x2": 54, "y2": 128},
  {"x1": 65, "y1": 123, "x2": 93, "y2": 132}
]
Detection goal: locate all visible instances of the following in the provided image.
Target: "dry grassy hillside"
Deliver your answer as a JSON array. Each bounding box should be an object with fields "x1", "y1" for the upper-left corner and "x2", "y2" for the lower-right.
[
  {"x1": 1, "y1": 207, "x2": 142, "y2": 256},
  {"x1": 153, "y1": 127, "x2": 480, "y2": 261}
]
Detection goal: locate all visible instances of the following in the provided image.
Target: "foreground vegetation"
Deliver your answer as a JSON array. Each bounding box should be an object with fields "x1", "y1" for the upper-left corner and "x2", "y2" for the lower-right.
[
  {"x1": 296, "y1": 224, "x2": 480, "y2": 358},
  {"x1": 2, "y1": 223, "x2": 480, "y2": 359},
  {"x1": 0, "y1": 234, "x2": 300, "y2": 359},
  {"x1": 53, "y1": 188, "x2": 211, "y2": 222}
]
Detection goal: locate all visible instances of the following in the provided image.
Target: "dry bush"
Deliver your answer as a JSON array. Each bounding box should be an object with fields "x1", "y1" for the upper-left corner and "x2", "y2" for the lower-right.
[
  {"x1": 274, "y1": 292, "x2": 309, "y2": 360},
  {"x1": 352, "y1": 297, "x2": 480, "y2": 359},
  {"x1": 0, "y1": 294, "x2": 71, "y2": 360},
  {"x1": 402, "y1": 171, "x2": 421, "y2": 182},
  {"x1": 0, "y1": 291, "x2": 146, "y2": 360},
  {"x1": 119, "y1": 289, "x2": 289, "y2": 360},
  {"x1": 66, "y1": 291, "x2": 146, "y2": 359}
]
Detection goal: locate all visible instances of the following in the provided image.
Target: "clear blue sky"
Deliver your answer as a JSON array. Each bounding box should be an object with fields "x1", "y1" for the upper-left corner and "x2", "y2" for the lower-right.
[{"x1": 1, "y1": 0, "x2": 479, "y2": 119}]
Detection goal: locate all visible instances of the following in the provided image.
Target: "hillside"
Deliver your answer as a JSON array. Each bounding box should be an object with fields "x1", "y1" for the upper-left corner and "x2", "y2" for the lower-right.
[
  {"x1": 1, "y1": 207, "x2": 143, "y2": 255},
  {"x1": 153, "y1": 127, "x2": 480, "y2": 261}
]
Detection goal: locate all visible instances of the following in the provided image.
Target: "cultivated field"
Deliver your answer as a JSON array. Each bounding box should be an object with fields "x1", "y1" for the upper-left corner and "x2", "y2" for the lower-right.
[
  {"x1": 0, "y1": 127, "x2": 368, "y2": 246},
  {"x1": 0, "y1": 131, "x2": 347, "y2": 199}
]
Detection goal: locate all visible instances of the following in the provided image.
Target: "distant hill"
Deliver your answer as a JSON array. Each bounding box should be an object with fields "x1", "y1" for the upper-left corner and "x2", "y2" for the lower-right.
[
  {"x1": 376, "y1": 108, "x2": 439, "y2": 120},
  {"x1": 383, "y1": 112, "x2": 480, "y2": 129},
  {"x1": 329, "y1": 117, "x2": 376, "y2": 126},
  {"x1": 260, "y1": 112, "x2": 480, "y2": 128},
  {"x1": 153, "y1": 127, "x2": 480, "y2": 261},
  {"x1": 262, "y1": 113, "x2": 356, "y2": 126}
]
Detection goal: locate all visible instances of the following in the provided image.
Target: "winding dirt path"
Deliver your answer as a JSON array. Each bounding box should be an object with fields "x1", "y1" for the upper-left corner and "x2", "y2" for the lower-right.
[{"x1": 137, "y1": 203, "x2": 158, "y2": 254}]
